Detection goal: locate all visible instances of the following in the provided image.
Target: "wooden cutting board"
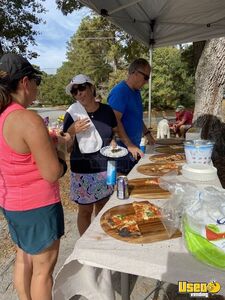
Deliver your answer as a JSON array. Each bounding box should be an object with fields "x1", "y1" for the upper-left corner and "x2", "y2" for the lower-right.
[
  {"x1": 100, "y1": 202, "x2": 181, "y2": 244},
  {"x1": 156, "y1": 138, "x2": 184, "y2": 145},
  {"x1": 137, "y1": 162, "x2": 179, "y2": 176},
  {"x1": 128, "y1": 177, "x2": 171, "y2": 199},
  {"x1": 155, "y1": 145, "x2": 184, "y2": 154},
  {"x1": 149, "y1": 153, "x2": 186, "y2": 164}
]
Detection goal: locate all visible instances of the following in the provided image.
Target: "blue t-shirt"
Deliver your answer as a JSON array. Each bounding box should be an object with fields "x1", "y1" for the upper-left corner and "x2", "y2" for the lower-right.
[{"x1": 108, "y1": 80, "x2": 143, "y2": 147}]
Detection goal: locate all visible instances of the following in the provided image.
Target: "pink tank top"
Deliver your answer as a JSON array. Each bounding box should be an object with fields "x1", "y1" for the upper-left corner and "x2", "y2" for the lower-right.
[{"x1": 0, "y1": 102, "x2": 60, "y2": 211}]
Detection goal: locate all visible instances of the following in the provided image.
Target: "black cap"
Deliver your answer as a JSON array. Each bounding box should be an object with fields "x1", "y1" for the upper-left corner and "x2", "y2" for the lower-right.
[{"x1": 0, "y1": 53, "x2": 42, "y2": 80}]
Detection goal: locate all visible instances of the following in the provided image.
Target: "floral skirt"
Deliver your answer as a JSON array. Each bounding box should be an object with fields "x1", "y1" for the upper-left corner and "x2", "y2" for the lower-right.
[{"x1": 70, "y1": 171, "x2": 114, "y2": 205}]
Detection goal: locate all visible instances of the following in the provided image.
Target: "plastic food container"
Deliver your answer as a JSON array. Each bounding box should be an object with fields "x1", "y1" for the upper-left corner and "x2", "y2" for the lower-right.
[
  {"x1": 184, "y1": 140, "x2": 214, "y2": 164},
  {"x1": 182, "y1": 163, "x2": 217, "y2": 181}
]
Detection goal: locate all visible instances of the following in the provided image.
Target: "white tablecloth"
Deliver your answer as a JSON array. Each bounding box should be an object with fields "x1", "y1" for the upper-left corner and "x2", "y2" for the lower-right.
[{"x1": 53, "y1": 151, "x2": 225, "y2": 299}]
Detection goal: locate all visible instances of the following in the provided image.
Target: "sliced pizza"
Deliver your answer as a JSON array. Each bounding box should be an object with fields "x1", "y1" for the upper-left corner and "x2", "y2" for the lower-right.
[
  {"x1": 107, "y1": 214, "x2": 126, "y2": 229},
  {"x1": 117, "y1": 220, "x2": 141, "y2": 237},
  {"x1": 107, "y1": 214, "x2": 137, "y2": 229},
  {"x1": 132, "y1": 201, "x2": 161, "y2": 222}
]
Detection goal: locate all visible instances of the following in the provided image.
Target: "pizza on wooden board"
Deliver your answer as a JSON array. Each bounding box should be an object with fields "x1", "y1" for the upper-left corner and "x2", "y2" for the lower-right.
[
  {"x1": 107, "y1": 201, "x2": 161, "y2": 237},
  {"x1": 132, "y1": 201, "x2": 161, "y2": 222},
  {"x1": 151, "y1": 153, "x2": 185, "y2": 163}
]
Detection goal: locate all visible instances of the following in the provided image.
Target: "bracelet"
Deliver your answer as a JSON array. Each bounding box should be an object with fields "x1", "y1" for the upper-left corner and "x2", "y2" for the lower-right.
[
  {"x1": 144, "y1": 130, "x2": 151, "y2": 136},
  {"x1": 58, "y1": 157, "x2": 67, "y2": 177}
]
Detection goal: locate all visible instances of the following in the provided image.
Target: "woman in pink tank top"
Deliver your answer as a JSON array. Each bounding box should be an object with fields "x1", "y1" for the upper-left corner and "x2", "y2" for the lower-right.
[{"x1": 0, "y1": 53, "x2": 71, "y2": 300}]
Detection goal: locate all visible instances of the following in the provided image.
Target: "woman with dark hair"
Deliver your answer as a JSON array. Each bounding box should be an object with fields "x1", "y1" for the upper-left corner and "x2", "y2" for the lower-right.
[
  {"x1": 64, "y1": 74, "x2": 117, "y2": 235},
  {"x1": 0, "y1": 53, "x2": 71, "y2": 300}
]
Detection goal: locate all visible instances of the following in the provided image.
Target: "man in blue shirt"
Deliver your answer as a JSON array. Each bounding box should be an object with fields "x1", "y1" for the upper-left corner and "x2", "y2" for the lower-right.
[{"x1": 108, "y1": 58, "x2": 155, "y2": 174}]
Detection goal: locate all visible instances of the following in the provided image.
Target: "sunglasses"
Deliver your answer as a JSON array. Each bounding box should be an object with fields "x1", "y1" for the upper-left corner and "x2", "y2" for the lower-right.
[
  {"x1": 30, "y1": 75, "x2": 42, "y2": 86},
  {"x1": 137, "y1": 70, "x2": 150, "y2": 81},
  {"x1": 71, "y1": 84, "x2": 87, "y2": 96}
]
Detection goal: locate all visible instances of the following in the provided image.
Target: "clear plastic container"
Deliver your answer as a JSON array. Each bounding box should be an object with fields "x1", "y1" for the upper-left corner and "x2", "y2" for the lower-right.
[{"x1": 184, "y1": 140, "x2": 214, "y2": 164}]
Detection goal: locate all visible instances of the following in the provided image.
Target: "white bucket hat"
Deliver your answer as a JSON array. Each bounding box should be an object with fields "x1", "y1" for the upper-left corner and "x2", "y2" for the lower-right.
[{"x1": 65, "y1": 74, "x2": 93, "y2": 95}]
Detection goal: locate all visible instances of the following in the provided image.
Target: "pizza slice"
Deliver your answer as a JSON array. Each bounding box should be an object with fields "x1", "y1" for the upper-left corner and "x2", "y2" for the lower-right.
[
  {"x1": 132, "y1": 201, "x2": 161, "y2": 222},
  {"x1": 117, "y1": 220, "x2": 142, "y2": 237},
  {"x1": 108, "y1": 214, "x2": 137, "y2": 229},
  {"x1": 107, "y1": 214, "x2": 126, "y2": 229}
]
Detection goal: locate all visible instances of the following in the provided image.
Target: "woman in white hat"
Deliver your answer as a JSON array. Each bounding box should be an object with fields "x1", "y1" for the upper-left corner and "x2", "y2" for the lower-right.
[{"x1": 64, "y1": 74, "x2": 118, "y2": 235}]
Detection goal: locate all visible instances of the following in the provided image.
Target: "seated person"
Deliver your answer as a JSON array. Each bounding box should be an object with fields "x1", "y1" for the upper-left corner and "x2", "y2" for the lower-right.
[{"x1": 170, "y1": 105, "x2": 193, "y2": 137}]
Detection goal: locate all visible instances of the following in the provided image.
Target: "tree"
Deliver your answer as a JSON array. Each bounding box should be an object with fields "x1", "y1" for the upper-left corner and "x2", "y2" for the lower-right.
[
  {"x1": 194, "y1": 38, "x2": 225, "y2": 121},
  {"x1": 60, "y1": 15, "x2": 124, "y2": 92},
  {"x1": 0, "y1": 0, "x2": 46, "y2": 57},
  {"x1": 141, "y1": 47, "x2": 195, "y2": 110},
  {"x1": 56, "y1": 0, "x2": 83, "y2": 15}
]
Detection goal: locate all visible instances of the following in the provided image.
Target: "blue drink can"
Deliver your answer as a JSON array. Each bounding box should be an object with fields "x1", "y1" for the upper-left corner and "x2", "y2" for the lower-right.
[{"x1": 106, "y1": 160, "x2": 116, "y2": 185}]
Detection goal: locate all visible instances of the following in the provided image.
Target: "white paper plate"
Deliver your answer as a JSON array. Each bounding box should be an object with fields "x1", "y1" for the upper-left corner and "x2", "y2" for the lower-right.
[{"x1": 100, "y1": 146, "x2": 128, "y2": 158}]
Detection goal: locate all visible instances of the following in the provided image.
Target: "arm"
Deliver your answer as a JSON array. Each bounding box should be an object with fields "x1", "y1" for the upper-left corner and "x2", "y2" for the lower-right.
[
  {"x1": 113, "y1": 110, "x2": 143, "y2": 159},
  {"x1": 15, "y1": 111, "x2": 66, "y2": 182},
  {"x1": 63, "y1": 112, "x2": 90, "y2": 152},
  {"x1": 175, "y1": 113, "x2": 188, "y2": 128},
  {"x1": 63, "y1": 112, "x2": 90, "y2": 137},
  {"x1": 143, "y1": 122, "x2": 155, "y2": 144}
]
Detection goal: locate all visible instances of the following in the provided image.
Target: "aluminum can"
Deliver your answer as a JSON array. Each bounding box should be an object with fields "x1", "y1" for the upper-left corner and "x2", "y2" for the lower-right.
[
  {"x1": 117, "y1": 176, "x2": 129, "y2": 199},
  {"x1": 106, "y1": 160, "x2": 116, "y2": 185}
]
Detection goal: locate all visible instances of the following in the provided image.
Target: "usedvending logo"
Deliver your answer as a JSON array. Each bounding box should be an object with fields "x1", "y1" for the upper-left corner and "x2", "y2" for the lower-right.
[{"x1": 178, "y1": 280, "x2": 221, "y2": 298}]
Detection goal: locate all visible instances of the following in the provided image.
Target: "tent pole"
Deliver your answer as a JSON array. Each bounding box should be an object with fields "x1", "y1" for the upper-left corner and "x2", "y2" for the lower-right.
[{"x1": 148, "y1": 45, "x2": 153, "y2": 128}]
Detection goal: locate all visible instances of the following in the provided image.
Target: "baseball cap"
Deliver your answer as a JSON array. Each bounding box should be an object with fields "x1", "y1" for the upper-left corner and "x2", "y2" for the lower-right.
[
  {"x1": 176, "y1": 105, "x2": 185, "y2": 112},
  {"x1": 0, "y1": 53, "x2": 42, "y2": 80},
  {"x1": 65, "y1": 74, "x2": 93, "y2": 95}
]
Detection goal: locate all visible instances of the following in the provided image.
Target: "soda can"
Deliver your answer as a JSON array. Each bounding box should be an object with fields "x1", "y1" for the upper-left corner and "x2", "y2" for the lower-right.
[
  {"x1": 106, "y1": 160, "x2": 116, "y2": 185},
  {"x1": 117, "y1": 176, "x2": 129, "y2": 199}
]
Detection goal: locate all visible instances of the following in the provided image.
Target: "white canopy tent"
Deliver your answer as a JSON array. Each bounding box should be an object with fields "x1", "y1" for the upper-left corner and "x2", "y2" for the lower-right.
[{"x1": 79, "y1": 0, "x2": 225, "y2": 125}]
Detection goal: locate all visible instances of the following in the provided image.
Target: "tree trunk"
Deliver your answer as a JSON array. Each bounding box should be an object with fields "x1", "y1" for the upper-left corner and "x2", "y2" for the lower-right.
[
  {"x1": 194, "y1": 38, "x2": 225, "y2": 120},
  {"x1": 0, "y1": 42, "x2": 3, "y2": 57},
  {"x1": 194, "y1": 38, "x2": 225, "y2": 187},
  {"x1": 194, "y1": 37, "x2": 225, "y2": 121},
  {"x1": 193, "y1": 41, "x2": 206, "y2": 70}
]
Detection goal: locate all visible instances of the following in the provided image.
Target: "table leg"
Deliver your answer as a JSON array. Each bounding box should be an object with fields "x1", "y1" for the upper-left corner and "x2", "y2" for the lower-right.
[{"x1": 121, "y1": 272, "x2": 130, "y2": 300}]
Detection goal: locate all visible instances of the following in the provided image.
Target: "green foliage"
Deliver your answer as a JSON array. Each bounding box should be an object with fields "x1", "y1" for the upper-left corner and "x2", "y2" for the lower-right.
[
  {"x1": 66, "y1": 15, "x2": 118, "y2": 82},
  {"x1": 39, "y1": 14, "x2": 195, "y2": 109},
  {"x1": 0, "y1": 0, "x2": 46, "y2": 57},
  {"x1": 141, "y1": 47, "x2": 195, "y2": 110},
  {"x1": 56, "y1": 0, "x2": 83, "y2": 15}
]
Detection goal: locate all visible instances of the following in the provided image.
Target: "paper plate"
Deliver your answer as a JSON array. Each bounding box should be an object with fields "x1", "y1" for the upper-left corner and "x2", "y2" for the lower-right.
[{"x1": 100, "y1": 146, "x2": 128, "y2": 158}]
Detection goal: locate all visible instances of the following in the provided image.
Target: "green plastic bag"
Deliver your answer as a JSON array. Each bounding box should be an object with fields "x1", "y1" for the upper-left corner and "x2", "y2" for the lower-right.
[{"x1": 184, "y1": 219, "x2": 225, "y2": 270}]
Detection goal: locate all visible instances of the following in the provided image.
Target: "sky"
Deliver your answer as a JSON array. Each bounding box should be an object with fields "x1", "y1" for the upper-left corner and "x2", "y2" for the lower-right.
[{"x1": 29, "y1": 0, "x2": 90, "y2": 74}]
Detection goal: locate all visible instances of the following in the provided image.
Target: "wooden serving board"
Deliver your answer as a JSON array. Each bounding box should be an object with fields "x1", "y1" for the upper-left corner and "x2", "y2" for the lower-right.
[
  {"x1": 149, "y1": 153, "x2": 186, "y2": 164},
  {"x1": 128, "y1": 177, "x2": 171, "y2": 199},
  {"x1": 137, "y1": 162, "x2": 179, "y2": 176},
  {"x1": 156, "y1": 138, "x2": 184, "y2": 145},
  {"x1": 155, "y1": 145, "x2": 184, "y2": 154},
  {"x1": 100, "y1": 202, "x2": 181, "y2": 244}
]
